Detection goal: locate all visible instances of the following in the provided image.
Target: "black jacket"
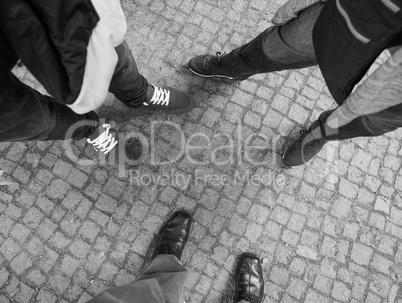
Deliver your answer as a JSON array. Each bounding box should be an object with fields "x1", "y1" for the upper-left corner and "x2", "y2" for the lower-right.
[
  {"x1": 0, "y1": 0, "x2": 99, "y2": 105},
  {"x1": 313, "y1": 0, "x2": 402, "y2": 105}
]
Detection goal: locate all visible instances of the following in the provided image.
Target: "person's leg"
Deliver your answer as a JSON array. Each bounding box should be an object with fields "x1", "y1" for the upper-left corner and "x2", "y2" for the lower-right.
[
  {"x1": 136, "y1": 254, "x2": 188, "y2": 302},
  {"x1": 136, "y1": 211, "x2": 191, "y2": 303},
  {"x1": 0, "y1": 72, "x2": 143, "y2": 170},
  {"x1": 108, "y1": 41, "x2": 148, "y2": 107},
  {"x1": 223, "y1": 1, "x2": 323, "y2": 76},
  {"x1": 0, "y1": 72, "x2": 98, "y2": 142},
  {"x1": 86, "y1": 255, "x2": 187, "y2": 303},
  {"x1": 189, "y1": 3, "x2": 324, "y2": 79},
  {"x1": 319, "y1": 102, "x2": 402, "y2": 140},
  {"x1": 315, "y1": 110, "x2": 372, "y2": 141},
  {"x1": 109, "y1": 41, "x2": 194, "y2": 113},
  {"x1": 359, "y1": 104, "x2": 402, "y2": 137},
  {"x1": 86, "y1": 211, "x2": 192, "y2": 303}
]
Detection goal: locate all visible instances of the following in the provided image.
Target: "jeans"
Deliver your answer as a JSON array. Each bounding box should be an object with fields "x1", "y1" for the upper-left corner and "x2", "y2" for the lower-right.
[
  {"x1": 87, "y1": 254, "x2": 250, "y2": 303},
  {"x1": 221, "y1": 3, "x2": 320, "y2": 78},
  {"x1": 0, "y1": 41, "x2": 148, "y2": 142},
  {"x1": 109, "y1": 41, "x2": 148, "y2": 108},
  {"x1": 227, "y1": 2, "x2": 402, "y2": 140}
]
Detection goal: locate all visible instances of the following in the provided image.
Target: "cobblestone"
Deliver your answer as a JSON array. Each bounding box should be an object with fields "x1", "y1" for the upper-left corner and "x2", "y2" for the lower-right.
[
  {"x1": 351, "y1": 243, "x2": 373, "y2": 266},
  {"x1": 10, "y1": 251, "x2": 32, "y2": 275},
  {"x1": 1, "y1": 238, "x2": 20, "y2": 261},
  {"x1": 269, "y1": 265, "x2": 289, "y2": 287},
  {"x1": 332, "y1": 281, "x2": 352, "y2": 302},
  {"x1": 46, "y1": 179, "x2": 71, "y2": 199},
  {"x1": 70, "y1": 239, "x2": 91, "y2": 260},
  {"x1": 313, "y1": 273, "x2": 333, "y2": 295},
  {"x1": 0, "y1": 268, "x2": 9, "y2": 288},
  {"x1": 0, "y1": 2, "x2": 400, "y2": 303}
]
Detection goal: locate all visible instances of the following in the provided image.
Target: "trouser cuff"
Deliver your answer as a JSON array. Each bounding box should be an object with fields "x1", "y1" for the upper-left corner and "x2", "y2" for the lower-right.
[{"x1": 317, "y1": 110, "x2": 373, "y2": 141}]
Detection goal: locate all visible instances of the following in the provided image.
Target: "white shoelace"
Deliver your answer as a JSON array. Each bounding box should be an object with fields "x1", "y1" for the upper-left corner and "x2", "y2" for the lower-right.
[
  {"x1": 144, "y1": 85, "x2": 170, "y2": 106},
  {"x1": 87, "y1": 124, "x2": 118, "y2": 155}
]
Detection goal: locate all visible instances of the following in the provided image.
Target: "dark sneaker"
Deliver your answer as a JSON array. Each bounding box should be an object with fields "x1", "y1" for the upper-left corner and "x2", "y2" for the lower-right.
[
  {"x1": 142, "y1": 85, "x2": 194, "y2": 114},
  {"x1": 282, "y1": 120, "x2": 328, "y2": 167},
  {"x1": 188, "y1": 52, "x2": 247, "y2": 80},
  {"x1": 234, "y1": 253, "x2": 264, "y2": 303},
  {"x1": 87, "y1": 124, "x2": 142, "y2": 169},
  {"x1": 152, "y1": 211, "x2": 192, "y2": 261}
]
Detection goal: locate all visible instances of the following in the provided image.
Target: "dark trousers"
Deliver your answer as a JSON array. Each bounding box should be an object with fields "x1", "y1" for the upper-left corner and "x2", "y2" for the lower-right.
[
  {"x1": 225, "y1": 2, "x2": 401, "y2": 140},
  {"x1": 87, "y1": 254, "x2": 250, "y2": 303},
  {"x1": 0, "y1": 41, "x2": 148, "y2": 142}
]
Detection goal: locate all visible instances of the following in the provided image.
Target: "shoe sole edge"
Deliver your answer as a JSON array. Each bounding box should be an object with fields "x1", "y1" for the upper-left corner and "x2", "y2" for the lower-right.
[
  {"x1": 282, "y1": 145, "x2": 298, "y2": 168},
  {"x1": 189, "y1": 67, "x2": 246, "y2": 81}
]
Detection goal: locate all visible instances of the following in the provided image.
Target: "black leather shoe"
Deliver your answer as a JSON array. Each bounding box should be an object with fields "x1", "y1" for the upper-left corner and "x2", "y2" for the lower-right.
[
  {"x1": 152, "y1": 211, "x2": 191, "y2": 260},
  {"x1": 282, "y1": 119, "x2": 328, "y2": 167},
  {"x1": 234, "y1": 253, "x2": 264, "y2": 303}
]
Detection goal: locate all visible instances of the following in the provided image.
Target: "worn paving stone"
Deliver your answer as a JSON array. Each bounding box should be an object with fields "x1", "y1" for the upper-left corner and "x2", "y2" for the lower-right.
[{"x1": 0, "y1": 1, "x2": 401, "y2": 303}]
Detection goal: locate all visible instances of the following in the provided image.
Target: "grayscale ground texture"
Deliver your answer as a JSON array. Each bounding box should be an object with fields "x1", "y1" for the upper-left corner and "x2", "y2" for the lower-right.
[{"x1": 0, "y1": 0, "x2": 402, "y2": 302}]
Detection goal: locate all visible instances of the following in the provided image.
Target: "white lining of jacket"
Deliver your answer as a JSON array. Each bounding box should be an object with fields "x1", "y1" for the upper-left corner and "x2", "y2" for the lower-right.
[{"x1": 67, "y1": 0, "x2": 127, "y2": 114}]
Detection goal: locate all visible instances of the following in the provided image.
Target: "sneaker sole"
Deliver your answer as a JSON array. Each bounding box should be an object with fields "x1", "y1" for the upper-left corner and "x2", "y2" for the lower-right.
[
  {"x1": 189, "y1": 67, "x2": 247, "y2": 81},
  {"x1": 281, "y1": 145, "x2": 295, "y2": 168}
]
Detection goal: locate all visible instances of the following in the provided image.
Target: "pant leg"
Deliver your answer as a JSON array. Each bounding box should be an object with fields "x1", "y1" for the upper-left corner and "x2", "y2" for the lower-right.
[
  {"x1": 136, "y1": 254, "x2": 188, "y2": 303},
  {"x1": 109, "y1": 41, "x2": 149, "y2": 107},
  {"x1": 361, "y1": 103, "x2": 402, "y2": 136},
  {"x1": 317, "y1": 103, "x2": 402, "y2": 141},
  {"x1": 0, "y1": 73, "x2": 99, "y2": 142},
  {"x1": 87, "y1": 255, "x2": 187, "y2": 303},
  {"x1": 262, "y1": 2, "x2": 323, "y2": 69},
  {"x1": 315, "y1": 110, "x2": 371, "y2": 140},
  {"x1": 332, "y1": 105, "x2": 402, "y2": 139},
  {"x1": 221, "y1": 3, "x2": 323, "y2": 78}
]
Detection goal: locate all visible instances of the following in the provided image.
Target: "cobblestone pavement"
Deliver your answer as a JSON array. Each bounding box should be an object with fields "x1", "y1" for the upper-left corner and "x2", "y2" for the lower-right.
[{"x1": 1, "y1": 0, "x2": 402, "y2": 302}]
